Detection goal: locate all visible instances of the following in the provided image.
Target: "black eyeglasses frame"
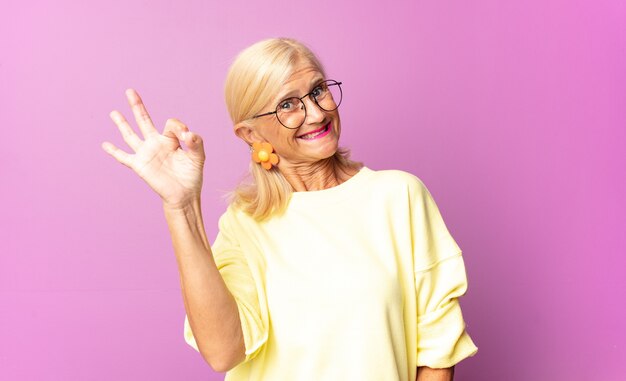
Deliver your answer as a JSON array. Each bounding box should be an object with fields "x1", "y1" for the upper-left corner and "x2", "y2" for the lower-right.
[{"x1": 251, "y1": 79, "x2": 343, "y2": 129}]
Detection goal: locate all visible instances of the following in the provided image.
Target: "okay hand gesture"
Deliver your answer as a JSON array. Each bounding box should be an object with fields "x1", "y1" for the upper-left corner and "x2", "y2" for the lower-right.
[{"x1": 102, "y1": 89, "x2": 206, "y2": 208}]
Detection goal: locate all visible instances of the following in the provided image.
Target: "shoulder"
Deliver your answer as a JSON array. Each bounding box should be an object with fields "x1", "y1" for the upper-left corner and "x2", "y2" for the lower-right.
[
  {"x1": 365, "y1": 167, "x2": 429, "y2": 196},
  {"x1": 221, "y1": 202, "x2": 256, "y2": 227},
  {"x1": 214, "y1": 203, "x2": 254, "y2": 238},
  {"x1": 213, "y1": 203, "x2": 264, "y2": 250}
]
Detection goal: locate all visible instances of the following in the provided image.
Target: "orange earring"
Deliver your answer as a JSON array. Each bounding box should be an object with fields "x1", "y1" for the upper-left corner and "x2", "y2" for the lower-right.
[{"x1": 251, "y1": 142, "x2": 279, "y2": 170}]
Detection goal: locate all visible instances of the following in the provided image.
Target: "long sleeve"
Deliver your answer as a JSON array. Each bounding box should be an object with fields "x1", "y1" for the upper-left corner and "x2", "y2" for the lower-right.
[
  {"x1": 184, "y1": 207, "x2": 269, "y2": 363},
  {"x1": 410, "y1": 179, "x2": 478, "y2": 368}
]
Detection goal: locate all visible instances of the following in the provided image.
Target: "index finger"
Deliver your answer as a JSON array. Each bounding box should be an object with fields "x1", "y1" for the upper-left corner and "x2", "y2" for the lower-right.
[{"x1": 125, "y1": 88, "x2": 158, "y2": 138}]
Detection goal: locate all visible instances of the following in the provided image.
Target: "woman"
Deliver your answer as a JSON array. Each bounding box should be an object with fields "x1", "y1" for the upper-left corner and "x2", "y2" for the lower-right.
[{"x1": 102, "y1": 38, "x2": 477, "y2": 381}]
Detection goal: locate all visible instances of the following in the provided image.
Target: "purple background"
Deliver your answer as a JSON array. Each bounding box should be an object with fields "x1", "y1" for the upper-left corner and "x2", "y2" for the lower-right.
[{"x1": 1, "y1": 1, "x2": 624, "y2": 380}]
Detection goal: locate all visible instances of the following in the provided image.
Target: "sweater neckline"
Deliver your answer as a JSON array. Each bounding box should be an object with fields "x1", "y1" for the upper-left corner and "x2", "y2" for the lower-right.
[{"x1": 287, "y1": 166, "x2": 373, "y2": 206}]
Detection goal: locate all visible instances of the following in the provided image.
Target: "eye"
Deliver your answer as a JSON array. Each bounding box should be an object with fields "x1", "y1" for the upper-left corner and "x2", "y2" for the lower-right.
[
  {"x1": 311, "y1": 84, "x2": 326, "y2": 98},
  {"x1": 279, "y1": 99, "x2": 295, "y2": 110}
]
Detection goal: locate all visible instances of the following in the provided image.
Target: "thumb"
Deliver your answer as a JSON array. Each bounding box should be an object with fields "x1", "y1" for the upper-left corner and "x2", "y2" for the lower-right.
[
  {"x1": 163, "y1": 118, "x2": 205, "y2": 162},
  {"x1": 181, "y1": 130, "x2": 206, "y2": 162}
]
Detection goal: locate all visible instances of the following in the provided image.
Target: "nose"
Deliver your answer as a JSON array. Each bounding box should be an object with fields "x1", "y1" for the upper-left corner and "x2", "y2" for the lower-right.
[{"x1": 303, "y1": 96, "x2": 326, "y2": 124}]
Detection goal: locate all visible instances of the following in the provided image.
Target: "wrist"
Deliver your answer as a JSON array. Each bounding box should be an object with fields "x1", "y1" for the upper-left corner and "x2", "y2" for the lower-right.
[{"x1": 163, "y1": 195, "x2": 202, "y2": 213}]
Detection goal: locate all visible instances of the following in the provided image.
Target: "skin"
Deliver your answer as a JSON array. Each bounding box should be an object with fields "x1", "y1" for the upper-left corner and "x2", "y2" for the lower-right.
[
  {"x1": 416, "y1": 365, "x2": 455, "y2": 381},
  {"x1": 234, "y1": 62, "x2": 359, "y2": 191},
  {"x1": 102, "y1": 90, "x2": 245, "y2": 372},
  {"x1": 102, "y1": 66, "x2": 454, "y2": 379},
  {"x1": 236, "y1": 64, "x2": 453, "y2": 378}
]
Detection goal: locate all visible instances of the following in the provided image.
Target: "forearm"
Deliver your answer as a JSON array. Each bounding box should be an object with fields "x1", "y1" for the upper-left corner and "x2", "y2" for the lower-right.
[
  {"x1": 164, "y1": 198, "x2": 245, "y2": 372},
  {"x1": 416, "y1": 366, "x2": 454, "y2": 381}
]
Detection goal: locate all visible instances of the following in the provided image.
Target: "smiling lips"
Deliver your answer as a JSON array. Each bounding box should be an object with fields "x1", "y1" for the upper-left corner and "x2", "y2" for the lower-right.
[{"x1": 297, "y1": 122, "x2": 331, "y2": 140}]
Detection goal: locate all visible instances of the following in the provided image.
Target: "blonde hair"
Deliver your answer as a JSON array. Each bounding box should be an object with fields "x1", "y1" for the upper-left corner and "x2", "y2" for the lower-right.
[{"x1": 224, "y1": 37, "x2": 362, "y2": 221}]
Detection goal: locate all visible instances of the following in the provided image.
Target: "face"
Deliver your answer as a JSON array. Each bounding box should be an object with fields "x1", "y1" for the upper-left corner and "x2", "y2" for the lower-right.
[{"x1": 236, "y1": 61, "x2": 341, "y2": 168}]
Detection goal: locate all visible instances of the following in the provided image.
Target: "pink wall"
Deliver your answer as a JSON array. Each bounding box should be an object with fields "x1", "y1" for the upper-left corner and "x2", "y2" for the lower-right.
[{"x1": 1, "y1": 1, "x2": 624, "y2": 380}]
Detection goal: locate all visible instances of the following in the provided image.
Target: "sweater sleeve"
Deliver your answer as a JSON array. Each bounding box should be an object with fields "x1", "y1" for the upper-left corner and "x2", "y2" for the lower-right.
[
  {"x1": 184, "y1": 207, "x2": 269, "y2": 364},
  {"x1": 410, "y1": 178, "x2": 478, "y2": 368}
]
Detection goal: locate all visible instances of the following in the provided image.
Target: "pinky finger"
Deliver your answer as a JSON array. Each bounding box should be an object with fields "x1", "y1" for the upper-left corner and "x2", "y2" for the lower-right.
[{"x1": 102, "y1": 141, "x2": 133, "y2": 168}]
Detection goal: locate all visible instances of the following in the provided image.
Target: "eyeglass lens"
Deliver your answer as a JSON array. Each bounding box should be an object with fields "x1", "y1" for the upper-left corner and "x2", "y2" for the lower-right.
[{"x1": 276, "y1": 80, "x2": 342, "y2": 129}]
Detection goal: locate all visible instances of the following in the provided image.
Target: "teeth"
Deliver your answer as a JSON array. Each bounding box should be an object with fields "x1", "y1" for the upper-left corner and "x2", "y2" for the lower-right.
[
  {"x1": 302, "y1": 131, "x2": 322, "y2": 139},
  {"x1": 300, "y1": 126, "x2": 327, "y2": 139}
]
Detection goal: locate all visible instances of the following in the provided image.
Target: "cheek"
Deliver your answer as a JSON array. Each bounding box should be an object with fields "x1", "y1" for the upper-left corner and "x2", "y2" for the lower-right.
[
  {"x1": 333, "y1": 117, "x2": 341, "y2": 134},
  {"x1": 273, "y1": 130, "x2": 298, "y2": 152},
  {"x1": 261, "y1": 122, "x2": 291, "y2": 145}
]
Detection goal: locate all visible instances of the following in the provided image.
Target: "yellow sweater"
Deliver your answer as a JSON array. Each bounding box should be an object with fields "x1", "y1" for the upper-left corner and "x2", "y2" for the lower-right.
[{"x1": 184, "y1": 166, "x2": 478, "y2": 380}]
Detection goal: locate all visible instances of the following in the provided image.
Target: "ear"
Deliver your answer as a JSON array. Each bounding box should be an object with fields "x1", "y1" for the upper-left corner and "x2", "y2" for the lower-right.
[{"x1": 234, "y1": 121, "x2": 262, "y2": 146}]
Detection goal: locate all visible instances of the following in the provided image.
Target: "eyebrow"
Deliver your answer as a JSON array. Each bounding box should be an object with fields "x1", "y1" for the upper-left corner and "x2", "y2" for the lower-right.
[{"x1": 277, "y1": 76, "x2": 325, "y2": 101}]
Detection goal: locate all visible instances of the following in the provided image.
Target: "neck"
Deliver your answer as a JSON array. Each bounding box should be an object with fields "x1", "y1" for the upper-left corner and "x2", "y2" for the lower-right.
[{"x1": 279, "y1": 155, "x2": 359, "y2": 192}]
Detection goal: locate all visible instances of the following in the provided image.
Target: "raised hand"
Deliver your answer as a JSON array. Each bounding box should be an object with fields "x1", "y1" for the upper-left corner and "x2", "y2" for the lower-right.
[{"x1": 102, "y1": 89, "x2": 206, "y2": 208}]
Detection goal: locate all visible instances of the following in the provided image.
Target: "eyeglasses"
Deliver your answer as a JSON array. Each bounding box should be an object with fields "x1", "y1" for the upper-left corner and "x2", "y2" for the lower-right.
[{"x1": 252, "y1": 79, "x2": 343, "y2": 129}]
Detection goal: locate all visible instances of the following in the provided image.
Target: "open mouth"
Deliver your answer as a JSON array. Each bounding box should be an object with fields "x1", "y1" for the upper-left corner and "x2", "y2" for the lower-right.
[{"x1": 296, "y1": 122, "x2": 331, "y2": 140}]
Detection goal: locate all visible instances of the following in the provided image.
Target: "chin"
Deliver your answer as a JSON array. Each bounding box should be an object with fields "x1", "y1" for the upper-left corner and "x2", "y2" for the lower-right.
[{"x1": 319, "y1": 140, "x2": 340, "y2": 160}]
